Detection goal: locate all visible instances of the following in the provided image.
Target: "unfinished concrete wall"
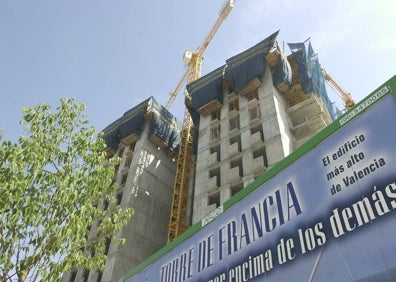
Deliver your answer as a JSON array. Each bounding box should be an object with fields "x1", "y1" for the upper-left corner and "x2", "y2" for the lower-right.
[
  {"x1": 185, "y1": 33, "x2": 337, "y2": 229},
  {"x1": 100, "y1": 122, "x2": 176, "y2": 282},
  {"x1": 192, "y1": 64, "x2": 294, "y2": 224},
  {"x1": 258, "y1": 65, "x2": 293, "y2": 167},
  {"x1": 65, "y1": 97, "x2": 179, "y2": 282}
]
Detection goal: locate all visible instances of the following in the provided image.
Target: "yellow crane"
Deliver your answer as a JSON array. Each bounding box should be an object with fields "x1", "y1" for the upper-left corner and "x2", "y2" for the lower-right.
[
  {"x1": 322, "y1": 68, "x2": 355, "y2": 110},
  {"x1": 166, "y1": 0, "x2": 235, "y2": 243}
]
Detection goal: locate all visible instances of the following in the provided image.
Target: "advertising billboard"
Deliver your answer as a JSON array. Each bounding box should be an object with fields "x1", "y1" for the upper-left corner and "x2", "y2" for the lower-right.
[{"x1": 121, "y1": 75, "x2": 396, "y2": 282}]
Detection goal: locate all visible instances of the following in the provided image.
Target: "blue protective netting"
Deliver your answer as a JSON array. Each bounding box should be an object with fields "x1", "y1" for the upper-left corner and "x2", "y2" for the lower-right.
[
  {"x1": 187, "y1": 31, "x2": 279, "y2": 113},
  {"x1": 272, "y1": 53, "x2": 292, "y2": 87},
  {"x1": 103, "y1": 97, "x2": 180, "y2": 153},
  {"x1": 224, "y1": 31, "x2": 279, "y2": 94},
  {"x1": 186, "y1": 32, "x2": 279, "y2": 153},
  {"x1": 184, "y1": 33, "x2": 342, "y2": 154},
  {"x1": 148, "y1": 111, "x2": 180, "y2": 152},
  {"x1": 288, "y1": 40, "x2": 338, "y2": 120},
  {"x1": 103, "y1": 99, "x2": 147, "y2": 152},
  {"x1": 187, "y1": 65, "x2": 225, "y2": 112},
  {"x1": 224, "y1": 52, "x2": 267, "y2": 93}
]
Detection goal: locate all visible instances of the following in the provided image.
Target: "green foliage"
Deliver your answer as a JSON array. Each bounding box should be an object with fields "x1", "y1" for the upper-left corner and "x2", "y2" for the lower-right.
[{"x1": 0, "y1": 98, "x2": 133, "y2": 281}]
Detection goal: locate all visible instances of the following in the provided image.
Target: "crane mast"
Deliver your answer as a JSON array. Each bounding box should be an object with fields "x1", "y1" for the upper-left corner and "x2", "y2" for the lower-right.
[{"x1": 166, "y1": 0, "x2": 234, "y2": 243}]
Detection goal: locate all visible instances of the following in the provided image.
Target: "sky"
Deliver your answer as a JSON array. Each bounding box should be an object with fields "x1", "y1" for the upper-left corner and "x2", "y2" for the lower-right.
[{"x1": 0, "y1": 0, "x2": 395, "y2": 142}]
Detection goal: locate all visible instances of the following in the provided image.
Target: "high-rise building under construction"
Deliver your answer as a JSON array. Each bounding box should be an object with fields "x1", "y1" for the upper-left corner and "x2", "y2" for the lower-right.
[
  {"x1": 187, "y1": 31, "x2": 337, "y2": 224},
  {"x1": 64, "y1": 97, "x2": 181, "y2": 282},
  {"x1": 65, "y1": 31, "x2": 340, "y2": 282}
]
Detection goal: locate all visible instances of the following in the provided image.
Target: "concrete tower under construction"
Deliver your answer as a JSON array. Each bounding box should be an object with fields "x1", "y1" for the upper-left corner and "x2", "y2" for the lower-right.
[
  {"x1": 186, "y1": 31, "x2": 337, "y2": 224},
  {"x1": 65, "y1": 97, "x2": 181, "y2": 282},
  {"x1": 65, "y1": 31, "x2": 340, "y2": 282}
]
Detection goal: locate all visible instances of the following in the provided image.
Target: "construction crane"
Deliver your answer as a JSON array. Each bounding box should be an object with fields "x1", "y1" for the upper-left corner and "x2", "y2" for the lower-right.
[
  {"x1": 322, "y1": 68, "x2": 355, "y2": 110},
  {"x1": 166, "y1": 0, "x2": 235, "y2": 243}
]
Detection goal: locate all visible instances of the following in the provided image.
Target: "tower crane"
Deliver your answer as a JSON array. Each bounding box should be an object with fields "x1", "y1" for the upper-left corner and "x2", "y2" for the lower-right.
[
  {"x1": 166, "y1": 0, "x2": 235, "y2": 243},
  {"x1": 321, "y1": 68, "x2": 355, "y2": 110}
]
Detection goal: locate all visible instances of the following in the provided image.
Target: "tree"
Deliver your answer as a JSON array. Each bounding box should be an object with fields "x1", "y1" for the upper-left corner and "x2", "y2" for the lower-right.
[{"x1": 0, "y1": 98, "x2": 133, "y2": 281}]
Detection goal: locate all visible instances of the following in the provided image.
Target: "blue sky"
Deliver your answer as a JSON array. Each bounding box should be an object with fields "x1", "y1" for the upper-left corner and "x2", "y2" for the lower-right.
[{"x1": 0, "y1": 0, "x2": 395, "y2": 141}]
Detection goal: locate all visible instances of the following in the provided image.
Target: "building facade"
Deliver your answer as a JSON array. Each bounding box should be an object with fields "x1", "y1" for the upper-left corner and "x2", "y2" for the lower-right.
[
  {"x1": 186, "y1": 31, "x2": 336, "y2": 223},
  {"x1": 66, "y1": 31, "x2": 338, "y2": 282},
  {"x1": 64, "y1": 97, "x2": 180, "y2": 282}
]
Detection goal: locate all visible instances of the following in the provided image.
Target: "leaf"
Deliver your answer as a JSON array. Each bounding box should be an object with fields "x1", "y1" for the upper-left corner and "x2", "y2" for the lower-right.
[{"x1": 0, "y1": 98, "x2": 132, "y2": 280}]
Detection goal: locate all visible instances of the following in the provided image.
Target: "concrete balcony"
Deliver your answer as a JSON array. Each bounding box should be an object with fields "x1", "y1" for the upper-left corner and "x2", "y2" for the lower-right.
[
  {"x1": 252, "y1": 156, "x2": 266, "y2": 174},
  {"x1": 229, "y1": 142, "x2": 239, "y2": 157},
  {"x1": 229, "y1": 166, "x2": 240, "y2": 184},
  {"x1": 208, "y1": 176, "x2": 218, "y2": 190},
  {"x1": 208, "y1": 152, "x2": 219, "y2": 167},
  {"x1": 250, "y1": 131, "x2": 263, "y2": 148}
]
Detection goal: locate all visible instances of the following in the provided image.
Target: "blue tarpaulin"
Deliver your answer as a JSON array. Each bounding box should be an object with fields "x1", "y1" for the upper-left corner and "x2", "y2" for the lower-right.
[
  {"x1": 187, "y1": 65, "x2": 225, "y2": 112},
  {"x1": 149, "y1": 112, "x2": 180, "y2": 152},
  {"x1": 272, "y1": 53, "x2": 292, "y2": 87},
  {"x1": 224, "y1": 53, "x2": 266, "y2": 93},
  {"x1": 103, "y1": 98, "x2": 148, "y2": 151},
  {"x1": 288, "y1": 40, "x2": 337, "y2": 120},
  {"x1": 224, "y1": 31, "x2": 279, "y2": 94},
  {"x1": 186, "y1": 31, "x2": 279, "y2": 153},
  {"x1": 103, "y1": 97, "x2": 180, "y2": 153},
  {"x1": 187, "y1": 31, "x2": 279, "y2": 114}
]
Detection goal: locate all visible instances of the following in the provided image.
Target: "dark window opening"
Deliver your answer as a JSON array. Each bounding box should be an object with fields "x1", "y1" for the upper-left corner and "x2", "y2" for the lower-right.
[
  {"x1": 210, "y1": 125, "x2": 220, "y2": 140},
  {"x1": 210, "y1": 145, "x2": 221, "y2": 162},
  {"x1": 208, "y1": 192, "x2": 220, "y2": 208},
  {"x1": 231, "y1": 183, "x2": 244, "y2": 196},
  {"x1": 229, "y1": 98, "x2": 239, "y2": 112},
  {"x1": 250, "y1": 125, "x2": 264, "y2": 141},
  {"x1": 245, "y1": 89, "x2": 259, "y2": 101},
  {"x1": 209, "y1": 168, "x2": 221, "y2": 187},
  {"x1": 229, "y1": 115, "x2": 240, "y2": 131},
  {"x1": 211, "y1": 109, "x2": 221, "y2": 121}
]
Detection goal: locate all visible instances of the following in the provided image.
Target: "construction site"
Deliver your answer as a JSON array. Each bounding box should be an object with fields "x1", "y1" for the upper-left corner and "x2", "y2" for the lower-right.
[{"x1": 63, "y1": 1, "x2": 366, "y2": 281}]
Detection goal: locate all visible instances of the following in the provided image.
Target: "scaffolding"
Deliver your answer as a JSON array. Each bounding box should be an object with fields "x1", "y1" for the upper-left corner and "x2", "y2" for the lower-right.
[{"x1": 265, "y1": 39, "x2": 337, "y2": 146}]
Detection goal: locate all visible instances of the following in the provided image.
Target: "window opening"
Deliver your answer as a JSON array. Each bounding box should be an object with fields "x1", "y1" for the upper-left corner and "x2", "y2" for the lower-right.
[
  {"x1": 121, "y1": 174, "x2": 128, "y2": 186},
  {"x1": 129, "y1": 142, "x2": 136, "y2": 151},
  {"x1": 97, "y1": 272, "x2": 102, "y2": 282},
  {"x1": 229, "y1": 98, "x2": 239, "y2": 112},
  {"x1": 211, "y1": 109, "x2": 221, "y2": 121},
  {"x1": 245, "y1": 88, "x2": 259, "y2": 101},
  {"x1": 69, "y1": 271, "x2": 77, "y2": 282},
  {"x1": 210, "y1": 125, "x2": 220, "y2": 141},
  {"x1": 251, "y1": 125, "x2": 264, "y2": 141},
  {"x1": 116, "y1": 192, "x2": 123, "y2": 205},
  {"x1": 230, "y1": 158, "x2": 243, "y2": 177},
  {"x1": 249, "y1": 105, "x2": 261, "y2": 120},
  {"x1": 229, "y1": 135, "x2": 241, "y2": 153},
  {"x1": 208, "y1": 192, "x2": 220, "y2": 208},
  {"x1": 253, "y1": 146, "x2": 268, "y2": 167},
  {"x1": 229, "y1": 114, "x2": 240, "y2": 131},
  {"x1": 104, "y1": 237, "x2": 111, "y2": 255},
  {"x1": 83, "y1": 269, "x2": 89, "y2": 282},
  {"x1": 210, "y1": 145, "x2": 221, "y2": 162},
  {"x1": 209, "y1": 168, "x2": 221, "y2": 187},
  {"x1": 231, "y1": 183, "x2": 244, "y2": 196},
  {"x1": 125, "y1": 154, "x2": 133, "y2": 168}
]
